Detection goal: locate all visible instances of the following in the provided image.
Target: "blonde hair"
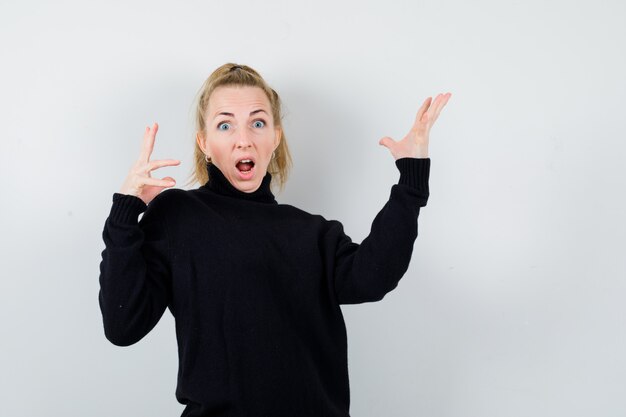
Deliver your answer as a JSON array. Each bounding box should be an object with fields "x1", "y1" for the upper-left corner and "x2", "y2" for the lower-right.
[{"x1": 183, "y1": 63, "x2": 292, "y2": 193}]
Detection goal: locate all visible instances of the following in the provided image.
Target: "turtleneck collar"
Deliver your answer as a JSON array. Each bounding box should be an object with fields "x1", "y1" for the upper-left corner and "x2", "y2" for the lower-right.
[{"x1": 199, "y1": 162, "x2": 277, "y2": 204}]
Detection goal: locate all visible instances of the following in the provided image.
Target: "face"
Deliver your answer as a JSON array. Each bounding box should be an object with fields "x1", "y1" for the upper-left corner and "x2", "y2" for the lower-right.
[{"x1": 197, "y1": 86, "x2": 281, "y2": 193}]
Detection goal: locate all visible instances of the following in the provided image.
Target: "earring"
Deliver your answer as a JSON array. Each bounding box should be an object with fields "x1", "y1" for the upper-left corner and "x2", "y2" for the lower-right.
[
  {"x1": 272, "y1": 151, "x2": 276, "y2": 159},
  {"x1": 205, "y1": 154, "x2": 211, "y2": 163}
]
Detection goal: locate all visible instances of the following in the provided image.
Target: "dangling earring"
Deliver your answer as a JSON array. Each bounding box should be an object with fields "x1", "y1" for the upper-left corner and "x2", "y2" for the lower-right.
[
  {"x1": 271, "y1": 151, "x2": 276, "y2": 160},
  {"x1": 205, "y1": 154, "x2": 211, "y2": 163}
]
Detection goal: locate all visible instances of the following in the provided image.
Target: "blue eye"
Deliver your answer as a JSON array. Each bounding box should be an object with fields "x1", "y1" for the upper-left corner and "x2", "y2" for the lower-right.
[
  {"x1": 218, "y1": 122, "x2": 230, "y2": 130},
  {"x1": 253, "y1": 120, "x2": 265, "y2": 128}
]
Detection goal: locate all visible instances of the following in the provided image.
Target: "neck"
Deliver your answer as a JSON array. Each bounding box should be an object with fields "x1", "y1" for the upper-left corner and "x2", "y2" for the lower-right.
[{"x1": 201, "y1": 162, "x2": 277, "y2": 204}]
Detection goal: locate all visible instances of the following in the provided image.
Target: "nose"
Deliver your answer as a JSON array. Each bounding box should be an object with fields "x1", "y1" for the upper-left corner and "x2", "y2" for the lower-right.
[{"x1": 236, "y1": 129, "x2": 252, "y2": 149}]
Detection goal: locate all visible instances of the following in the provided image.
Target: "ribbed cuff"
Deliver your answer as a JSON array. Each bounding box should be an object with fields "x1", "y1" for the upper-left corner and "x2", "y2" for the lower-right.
[
  {"x1": 395, "y1": 157, "x2": 430, "y2": 191},
  {"x1": 109, "y1": 193, "x2": 148, "y2": 225}
]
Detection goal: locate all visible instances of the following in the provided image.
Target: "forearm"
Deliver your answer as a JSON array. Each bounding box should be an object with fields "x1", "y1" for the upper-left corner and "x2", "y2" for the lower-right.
[
  {"x1": 98, "y1": 193, "x2": 172, "y2": 346},
  {"x1": 332, "y1": 158, "x2": 430, "y2": 304}
]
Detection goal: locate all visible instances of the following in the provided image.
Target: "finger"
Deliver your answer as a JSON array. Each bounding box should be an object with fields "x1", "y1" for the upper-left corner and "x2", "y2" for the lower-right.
[
  {"x1": 414, "y1": 97, "x2": 432, "y2": 127},
  {"x1": 432, "y1": 92, "x2": 451, "y2": 120},
  {"x1": 139, "y1": 122, "x2": 159, "y2": 162},
  {"x1": 142, "y1": 176, "x2": 175, "y2": 187},
  {"x1": 427, "y1": 95, "x2": 450, "y2": 128},
  {"x1": 147, "y1": 158, "x2": 181, "y2": 172},
  {"x1": 161, "y1": 176, "x2": 177, "y2": 186},
  {"x1": 379, "y1": 136, "x2": 396, "y2": 149},
  {"x1": 425, "y1": 93, "x2": 446, "y2": 124},
  {"x1": 428, "y1": 93, "x2": 443, "y2": 114},
  {"x1": 138, "y1": 124, "x2": 153, "y2": 162}
]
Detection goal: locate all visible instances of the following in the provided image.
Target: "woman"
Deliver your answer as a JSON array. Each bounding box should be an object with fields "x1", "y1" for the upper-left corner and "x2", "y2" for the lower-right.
[{"x1": 99, "y1": 63, "x2": 451, "y2": 417}]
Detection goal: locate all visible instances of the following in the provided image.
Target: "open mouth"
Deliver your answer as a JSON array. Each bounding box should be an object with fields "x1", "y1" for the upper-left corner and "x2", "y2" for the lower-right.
[{"x1": 236, "y1": 159, "x2": 255, "y2": 173}]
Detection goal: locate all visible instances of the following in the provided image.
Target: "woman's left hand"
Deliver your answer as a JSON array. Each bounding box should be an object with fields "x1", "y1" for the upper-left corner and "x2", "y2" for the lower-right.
[{"x1": 379, "y1": 92, "x2": 452, "y2": 159}]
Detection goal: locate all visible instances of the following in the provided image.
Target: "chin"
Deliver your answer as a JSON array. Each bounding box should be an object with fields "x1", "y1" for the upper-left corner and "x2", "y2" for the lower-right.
[
  {"x1": 233, "y1": 176, "x2": 263, "y2": 193},
  {"x1": 238, "y1": 183, "x2": 260, "y2": 193}
]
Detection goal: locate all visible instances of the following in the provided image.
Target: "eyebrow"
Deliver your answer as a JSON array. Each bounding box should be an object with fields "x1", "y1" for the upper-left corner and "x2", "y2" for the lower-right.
[{"x1": 213, "y1": 109, "x2": 268, "y2": 119}]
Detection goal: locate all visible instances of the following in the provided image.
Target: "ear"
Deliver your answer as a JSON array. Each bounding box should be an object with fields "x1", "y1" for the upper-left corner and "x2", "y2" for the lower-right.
[
  {"x1": 196, "y1": 131, "x2": 207, "y2": 154},
  {"x1": 274, "y1": 127, "x2": 282, "y2": 150}
]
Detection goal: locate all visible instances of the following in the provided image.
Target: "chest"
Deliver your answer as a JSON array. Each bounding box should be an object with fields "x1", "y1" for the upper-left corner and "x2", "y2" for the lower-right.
[{"x1": 169, "y1": 205, "x2": 327, "y2": 302}]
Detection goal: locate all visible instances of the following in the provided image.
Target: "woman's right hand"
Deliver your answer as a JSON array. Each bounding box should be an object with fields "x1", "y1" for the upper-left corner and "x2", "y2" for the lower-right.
[{"x1": 119, "y1": 122, "x2": 181, "y2": 205}]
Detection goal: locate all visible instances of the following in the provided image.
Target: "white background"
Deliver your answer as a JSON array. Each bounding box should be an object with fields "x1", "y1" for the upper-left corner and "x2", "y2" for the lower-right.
[{"x1": 1, "y1": 0, "x2": 625, "y2": 416}]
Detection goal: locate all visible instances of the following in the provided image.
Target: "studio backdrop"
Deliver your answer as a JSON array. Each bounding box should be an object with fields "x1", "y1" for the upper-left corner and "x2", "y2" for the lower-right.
[{"x1": 1, "y1": 0, "x2": 624, "y2": 416}]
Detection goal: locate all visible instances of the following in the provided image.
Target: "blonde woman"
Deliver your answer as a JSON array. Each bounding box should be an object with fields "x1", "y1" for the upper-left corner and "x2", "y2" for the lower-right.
[{"x1": 98, "y1": 63, "x2": 451, "y2": 416}]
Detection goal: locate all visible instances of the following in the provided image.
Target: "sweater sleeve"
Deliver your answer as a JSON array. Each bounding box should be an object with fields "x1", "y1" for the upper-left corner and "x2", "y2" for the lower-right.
[
  {"x1": 98, "y1": 192, "x2": 173, "y2": 346},
  {"x1": 329, "y1": 157, "x2": 430, "y2": 305}
]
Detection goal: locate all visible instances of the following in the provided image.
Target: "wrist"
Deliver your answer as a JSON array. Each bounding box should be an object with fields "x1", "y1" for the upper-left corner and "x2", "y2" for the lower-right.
[
  {"x1": 395, "y1": 146, "x2": 428, "y2": 159},
  {"x1": 395, "y1": 158, "x2": 431, "y2": 192}
]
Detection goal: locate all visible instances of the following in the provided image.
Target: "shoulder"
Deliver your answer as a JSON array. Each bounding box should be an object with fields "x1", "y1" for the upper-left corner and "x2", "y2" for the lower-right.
[
  {"x1": 147, "y1": 188, "x2": 188, "y2": 210},
  {"x1": 277, "y1": 202, "x2": 344, "y2": 234},
  {"x1": 273, "y1": 201, "x2": 323, "y2": 221},
  {"x1": 141, "y1": 188, "x2": 200, "y2": 222},
  {"x1": 275, "y1": 201, "x2": 315, "y2": 217}
]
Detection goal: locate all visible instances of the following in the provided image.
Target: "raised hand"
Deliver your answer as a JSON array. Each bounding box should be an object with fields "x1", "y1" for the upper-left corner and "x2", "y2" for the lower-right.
[
  {"x1": 379, "y1": 92, "x2": 452, "y2": 159},
  {"x1": 119, "y1": 122, "x2": 181, "y2": 205}
]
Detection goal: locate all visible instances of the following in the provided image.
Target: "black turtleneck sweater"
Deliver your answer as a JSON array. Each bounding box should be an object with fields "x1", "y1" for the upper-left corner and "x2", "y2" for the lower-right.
[{"x1": 98, "y1": 157, "x2": 430, "y2": 417}]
